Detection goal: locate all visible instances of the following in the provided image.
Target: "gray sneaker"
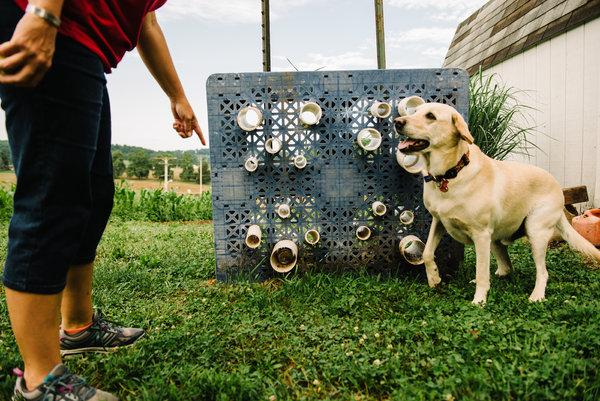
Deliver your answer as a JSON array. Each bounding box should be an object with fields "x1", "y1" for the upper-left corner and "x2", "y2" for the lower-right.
[
  {"x1": 12, "y1": 364, "x2": 118, "y2": 401},
  {"x1": 60, "y1": 310, "x2": 145, "y2": 356}
]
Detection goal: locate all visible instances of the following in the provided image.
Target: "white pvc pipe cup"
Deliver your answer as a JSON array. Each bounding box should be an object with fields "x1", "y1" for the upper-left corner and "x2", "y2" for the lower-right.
[
  {"x1": 399, "y1": 210, "x2": 415, "y2": 225},
  {"x1": 399, "y1": 235, "x2": 425, "y2": 265},
  {"x1": 265, "y1": 137, "x2": 283, "y2": 154},
  {"x1": 237, "y1": 106, "x2": 263, "y2": 131},
  {"x1": 369, "y1": 101, "x2": 392, "y2": 119},
  {"x1": 304, "y1": 229, "x2": 320, "y2": 245},
  {"x1": 277, "y1": 204, "x2": 291, "y2": 219},
  {"x1": 357, "y1": 128, "x2": 382, "y2": 151},
  {"x1": 244, "y1": 156, "x2": 259, "y2": 172},
  {"x1": 270, "y1": 240, "x2": 298, "y2": 273},
  {"x1": 396, "y1": 150, "x2": 426, "y2": 174},
  {"x1": 356, "y1": 226, "x2": 372, "y2": 241},
  {"x1": 398, "y1": 96, "x2": 425, "y2": 117},
  {"x1": 294, "y1": 154, "x2": 307, "y2": 169},
  {"x1": 372, "y1": 201, "x2": 387, "y2": 216},
  {"x1": 299, "y1": 102, "x2": 323, "y2": 126},
  {"x1": 245, "y1": 225, "x2": 262, "y2": 249}
]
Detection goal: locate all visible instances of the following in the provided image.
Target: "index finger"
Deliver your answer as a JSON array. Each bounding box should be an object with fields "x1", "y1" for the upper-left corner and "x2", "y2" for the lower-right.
[{"x1": 193, "y1": 119, "x2": 206, "y2": 146}]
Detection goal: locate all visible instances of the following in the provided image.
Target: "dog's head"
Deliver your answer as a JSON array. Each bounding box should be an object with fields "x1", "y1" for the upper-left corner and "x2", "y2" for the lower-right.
[{"x1": 394, "y1": 102, "x2": 473, "y2": 154}]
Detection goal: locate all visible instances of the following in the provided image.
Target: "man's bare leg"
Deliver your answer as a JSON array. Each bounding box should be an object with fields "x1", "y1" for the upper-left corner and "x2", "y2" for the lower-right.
[
  {"x1": 61, "y1": 262, "x2": 94, "y2": 331},
  {"x1": 5, "y1": 288, "x2": 62, "y2": 391}
]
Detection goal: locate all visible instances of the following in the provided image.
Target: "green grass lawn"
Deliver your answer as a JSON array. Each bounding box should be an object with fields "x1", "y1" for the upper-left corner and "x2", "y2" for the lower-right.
[{"x1": 0, "y1": 221, "x2": 599, "y2": 400}]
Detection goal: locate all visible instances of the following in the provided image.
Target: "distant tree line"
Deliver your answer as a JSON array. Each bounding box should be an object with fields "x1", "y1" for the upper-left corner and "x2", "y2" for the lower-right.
[
  {"x1": 0, "y1": 140, "x2": 210, "y2": 183},
  {"x1": 111, "y1": 144, "x2": 209, "y2": 161},
  {"x1": 112, "y1": 148, "x2": 211, "y2": 183}
]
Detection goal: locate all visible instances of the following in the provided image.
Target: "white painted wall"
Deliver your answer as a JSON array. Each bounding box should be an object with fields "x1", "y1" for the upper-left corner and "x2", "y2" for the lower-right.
[{"x1": 484, "y1": 18, "x2": 600, "y2": 208}]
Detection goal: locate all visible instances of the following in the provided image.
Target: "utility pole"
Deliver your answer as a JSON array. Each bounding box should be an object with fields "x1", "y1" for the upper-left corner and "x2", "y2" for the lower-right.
[
  {"x1": 374, "y1": 0, "x2": 386, "y2": 69},
  {"x1": 198, "y1": 155, "x2": 203, "y2": 194},
  {"x1": 156, "y1": 156, "x2": 174, "y2": 192},
  {"x1": 261, "y1": 0, "x2": 271, "y2": 72}
]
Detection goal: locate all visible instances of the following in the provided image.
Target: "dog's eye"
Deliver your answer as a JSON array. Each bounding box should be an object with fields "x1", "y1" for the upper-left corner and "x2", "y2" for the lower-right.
[{"x1": 426, "y1": 112, "x2": 436, "y2": 120}]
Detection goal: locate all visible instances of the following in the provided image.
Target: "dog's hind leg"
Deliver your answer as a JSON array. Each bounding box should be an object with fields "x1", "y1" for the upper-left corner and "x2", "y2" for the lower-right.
[
  {"x1": 525, "y1": 211, "x2": 558, "y2": 302},
  {"x1": 423, "y1": 217, "x2": 446, "y2": 288},
  {"x1": 492, "y1": 241, "x2": 512, "y2": 277},
  {"x1": 472, "y1": 233, "x2": 492, "y2": 305}
]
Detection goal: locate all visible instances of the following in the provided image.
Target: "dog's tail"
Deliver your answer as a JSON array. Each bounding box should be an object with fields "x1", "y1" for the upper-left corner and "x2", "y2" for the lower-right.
[{"x1": 557, "y1": 214, "x2": 600, "y2": 264}]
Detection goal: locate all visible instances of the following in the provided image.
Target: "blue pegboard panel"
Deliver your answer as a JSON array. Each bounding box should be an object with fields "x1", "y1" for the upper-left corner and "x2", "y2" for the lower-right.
[{"x1": 207, "y1": 69, "x2": 468, "y2": 281}]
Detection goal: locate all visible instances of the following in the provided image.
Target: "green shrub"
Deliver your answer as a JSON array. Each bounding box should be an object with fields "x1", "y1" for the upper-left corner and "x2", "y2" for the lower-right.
[
  {"x1": 0, "y1": 186, "x2": 13, "y2": 222},
  {"x1": 0, "y1": 182, "x2": 212, "y2": 223},
  {"x1": 112, "y1": 182, "x2": 212, "y2": 222},
  {"x1": 469, "y1": 68, "x2": 536, "y2": 160}
]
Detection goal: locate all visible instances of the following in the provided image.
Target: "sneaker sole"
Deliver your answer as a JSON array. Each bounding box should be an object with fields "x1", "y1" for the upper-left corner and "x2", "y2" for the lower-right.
[{"x1": 60, "y1": 332, "x2": 146, "y2": 357}]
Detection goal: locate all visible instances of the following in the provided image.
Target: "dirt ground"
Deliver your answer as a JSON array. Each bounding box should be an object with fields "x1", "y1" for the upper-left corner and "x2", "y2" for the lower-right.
[{"x1": 0, "y1": 171, "x2": 210, "y2": 195}]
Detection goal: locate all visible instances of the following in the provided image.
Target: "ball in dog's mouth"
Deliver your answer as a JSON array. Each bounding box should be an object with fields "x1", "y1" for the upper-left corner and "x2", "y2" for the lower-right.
[{"x1": 398, "y1": 138, "x2": 430, "y2": 153}]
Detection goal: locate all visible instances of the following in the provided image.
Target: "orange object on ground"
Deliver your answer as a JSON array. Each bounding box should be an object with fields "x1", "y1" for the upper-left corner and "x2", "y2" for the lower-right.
[{"x1": 572, "y1": 209, "x2": 600, "y2": 246}]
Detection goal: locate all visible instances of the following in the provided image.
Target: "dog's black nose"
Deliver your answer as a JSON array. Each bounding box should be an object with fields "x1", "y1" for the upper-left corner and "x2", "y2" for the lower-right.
[{"x1": 394, "y1": 119, "x2": 406, "y2": 133}]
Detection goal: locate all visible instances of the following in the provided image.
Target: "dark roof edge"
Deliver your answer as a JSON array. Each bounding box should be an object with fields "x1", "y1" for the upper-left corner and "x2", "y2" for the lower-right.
[{"x1": 454, "y1": 3, "x2": 600, "y2": 75}]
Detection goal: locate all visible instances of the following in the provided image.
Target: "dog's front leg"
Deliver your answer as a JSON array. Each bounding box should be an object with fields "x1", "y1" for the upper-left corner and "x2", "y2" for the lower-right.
[
  {"x1": 423, "y1": 217, "x2": 446, "y2": 288},
  {"x1": 472, "y1": 233, "x2": 492, "y2": 305}
]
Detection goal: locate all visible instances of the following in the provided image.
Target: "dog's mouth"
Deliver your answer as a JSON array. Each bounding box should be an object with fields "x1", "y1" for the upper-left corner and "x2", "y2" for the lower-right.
[{"x1": 398, "y1": 138, "x2": 430, "y2": 153}]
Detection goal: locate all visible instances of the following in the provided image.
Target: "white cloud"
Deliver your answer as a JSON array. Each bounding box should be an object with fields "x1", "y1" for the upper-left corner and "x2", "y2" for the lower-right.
[
  {"x1": 388, "y1": 0, "x2": 486, "y2": 22},
  {"x1": 388, "y1": 28, "x2": 456, "y2": 47},
  {"x1": 159, "y1": 0, "x2": 314, "y2": 24},
  {"x1": 385, "y1": 28, "x2": 455, "y2": 65},
  {"x1": 273, "y1": 52, "x2": 375, "y2": 71},
  {"x1": 421, "y1": 47, "x2": 448, "y2": 58}
]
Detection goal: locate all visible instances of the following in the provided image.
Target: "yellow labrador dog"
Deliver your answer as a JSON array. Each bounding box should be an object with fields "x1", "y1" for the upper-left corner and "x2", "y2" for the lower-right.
[{"x1": 395, "y1": 102, "x2": 600, "y2": 304}]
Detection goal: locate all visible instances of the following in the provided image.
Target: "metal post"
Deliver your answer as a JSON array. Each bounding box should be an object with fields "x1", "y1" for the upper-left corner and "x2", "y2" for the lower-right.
[
  {"x1": 374, "y1": 0, "x2": 386, "y2": 69},
  {"x1": 199, "y1": 155, "x2": 203, "y2": 194},
  {"x1": 163, "y1": 157, "x2": 169, "y2": 192},
  {"x1": 261, "y1": 0, "x2": 271, "y2": 72}
]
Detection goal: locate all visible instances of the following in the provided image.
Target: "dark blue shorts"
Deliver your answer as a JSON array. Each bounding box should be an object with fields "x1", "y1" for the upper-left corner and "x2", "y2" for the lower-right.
[{"x1": 0, "y1": 0, "x2": 114, "y2": 294}]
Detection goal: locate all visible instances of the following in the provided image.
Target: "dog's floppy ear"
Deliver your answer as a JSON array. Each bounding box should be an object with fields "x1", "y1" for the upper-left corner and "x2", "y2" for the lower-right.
[{"x1": 452, "y1": 112, "x2": 474, "y2": 144}]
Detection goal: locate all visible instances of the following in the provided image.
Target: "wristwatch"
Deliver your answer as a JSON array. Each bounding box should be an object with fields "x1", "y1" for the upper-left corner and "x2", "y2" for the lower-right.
[{"x1": 25, "y1": 4, "x2": 61, "y2": 29}]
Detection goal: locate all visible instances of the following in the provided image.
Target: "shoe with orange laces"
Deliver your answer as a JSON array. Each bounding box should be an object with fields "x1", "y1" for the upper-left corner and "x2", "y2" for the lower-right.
[{"x1": 60, "y1": 310, "x2": 145, "y2": 356}]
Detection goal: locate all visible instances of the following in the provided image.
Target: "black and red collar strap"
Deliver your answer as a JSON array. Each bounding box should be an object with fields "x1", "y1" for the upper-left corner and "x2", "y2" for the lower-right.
[{"x1": 423, "y1": 151, "x2": 470, "y2": 192}]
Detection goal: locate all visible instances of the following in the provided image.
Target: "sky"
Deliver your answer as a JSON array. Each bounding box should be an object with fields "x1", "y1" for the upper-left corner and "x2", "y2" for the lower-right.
[{"x1": 0, "y1": 0, "x2": 487, "y2": 151}]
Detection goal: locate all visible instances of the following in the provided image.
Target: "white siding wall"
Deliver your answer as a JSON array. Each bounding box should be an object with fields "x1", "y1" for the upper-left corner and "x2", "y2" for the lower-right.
[{"x1": 485, "y1": 18, "x2": 600, "y2": 208}]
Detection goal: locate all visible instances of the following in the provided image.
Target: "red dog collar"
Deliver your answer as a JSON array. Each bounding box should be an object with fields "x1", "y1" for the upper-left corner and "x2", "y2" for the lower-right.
[{"x1": 423, "y1": 150, "x2": 470, "y2": 192}]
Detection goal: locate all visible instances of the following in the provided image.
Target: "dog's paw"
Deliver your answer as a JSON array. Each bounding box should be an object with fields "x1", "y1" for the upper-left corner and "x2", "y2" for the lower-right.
[
  {"x1": 528, "y1": 293, "x2": 546, "y2": 303},
  {"x1": 427, "y1": 275, "x2": 442, "y2": 288},
  {"x1": 471, "y1": 297, "x2": 486, "y2": 306},
  {"x1": 472, "y1": 290, "x2": 487, "y2": 306},
  {"x1": 494, "y1": 268, "x2": 511, "y2": 277}
]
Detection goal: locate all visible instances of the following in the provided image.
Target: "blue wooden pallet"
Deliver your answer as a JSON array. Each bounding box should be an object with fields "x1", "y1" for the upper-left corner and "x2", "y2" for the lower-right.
[{"x1": 206, "y1": 69, "x2": 468, "y2": 281}]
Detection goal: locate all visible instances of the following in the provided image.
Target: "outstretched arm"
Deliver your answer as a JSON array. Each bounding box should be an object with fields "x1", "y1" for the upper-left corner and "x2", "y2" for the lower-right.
[{"x1": 137, "y1": 11, "x2": 206, "y2": 145}]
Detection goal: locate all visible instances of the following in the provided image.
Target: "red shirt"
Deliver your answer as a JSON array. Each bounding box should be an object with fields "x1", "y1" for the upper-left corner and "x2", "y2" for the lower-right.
[{"x1": 14, "y1": 0, "x2": 167, "y2": 72}]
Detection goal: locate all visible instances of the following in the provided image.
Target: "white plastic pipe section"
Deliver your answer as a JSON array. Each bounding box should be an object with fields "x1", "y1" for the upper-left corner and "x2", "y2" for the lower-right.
[
  {"x1": 293, "y1": 154, "x2": 307, "y2": 169},
  {"x1": 265, "y1": 137, "x2": 283, "y2": 154},
  {"x1": 397, "y1": 96, "x2": 425, "y2": 117},
  {"x1": 245, "y1": 225, "x2": 262, "y2": 249},
  {"x1": 399, "y1": 235, "x2": 425, "y2": 265},
  {"x1": 396, "y1": 151, "x2": 426, "y2": 174},
  {"x1": 276, "y1": 204, "x2": 291, "y2": 219},
  {"x1": 357, "y1": 128, "x2": 382, "y2": 151},
  {"x1": 372, "y1": 201, "x2": 387, "y2": 216},
  {"x1": 237, "y1": 106, "x2": 264, "y2": 131},
  {"x1": 369, "y1": 101, "x2": 392, "y2": 119},
  {"x1": 270, "y1": 240, "x2": 298, "y2": 273},
  {"x1": 244, "y1": 156, "x2": 259, "y2": 172},
  {"x1": 356, "y1": 226, "x2": 372, "y2": 241},
  {"x1": 399, "y1": 210, "x2": 415, "y2": 225},
  {"x1": 304, "y1": 229, "x2": 320, "y2": 245},
  {"x1": 299, "y1": 102, "x2": 323, "y2": 126}
]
